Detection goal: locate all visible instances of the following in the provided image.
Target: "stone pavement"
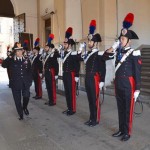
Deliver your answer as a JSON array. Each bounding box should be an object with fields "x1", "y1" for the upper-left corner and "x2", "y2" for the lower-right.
[{"x1": 0, "y1": 67, "x2": 150, "y2": 150}]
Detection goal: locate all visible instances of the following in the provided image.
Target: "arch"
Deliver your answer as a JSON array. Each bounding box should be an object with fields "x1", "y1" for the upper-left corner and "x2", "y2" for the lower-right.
[{"x1": 0, "y1": 0, "x2": 15, "y2": 18}]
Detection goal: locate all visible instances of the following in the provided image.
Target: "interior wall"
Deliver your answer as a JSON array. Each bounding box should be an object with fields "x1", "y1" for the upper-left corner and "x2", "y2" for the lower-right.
[
  {"x1": 53, "y1": 0, "x2": 66, "y2": 44},
  {"x1": 65, "y1": 0, "x2": 82, "y2": 41},
  {"x1": 38, "y1": 0, "x2": 65, "y2": 45},
  {"x1": 118, "y1": 0, "x2": 150, "y2": 48},
  {"x1": 10, "y1": 0, "x2": 38, "y2": 43},
  {"x1": 81, "y1": 0, "x2": 100, "y2": 39}
]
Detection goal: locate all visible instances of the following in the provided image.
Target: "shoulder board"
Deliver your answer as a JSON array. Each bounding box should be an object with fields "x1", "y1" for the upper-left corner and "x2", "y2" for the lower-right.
[
  {"x1": 98, "y1": 51, "x2": 104, "y2": 55},
  {"x1": 71, "y1": 51, "x2": 77, "y2": 55},
  {"x1": 132, "y1": 49, "x2": 141, "y2": 56}
]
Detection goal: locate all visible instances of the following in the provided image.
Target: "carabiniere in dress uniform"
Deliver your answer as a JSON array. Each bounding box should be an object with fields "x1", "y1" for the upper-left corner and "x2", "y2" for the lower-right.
[
  {"x1": 103, "y1": 13, "x2": 141, "y2": 141},
  {"x1": 2, "y1": 43, "x2": 32, "y2": 120}
]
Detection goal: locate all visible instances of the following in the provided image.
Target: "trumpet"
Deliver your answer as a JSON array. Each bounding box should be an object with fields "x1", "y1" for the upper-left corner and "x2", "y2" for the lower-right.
[
  {"x1": 78, "y1": 42, "x2": 87, "y2": 59},
  {"x1": 57, "y1": 44, "x2": 64, "y2": 59},
  {"x1": 39, "y1": 49, "x2": 46, "y2": 62}
]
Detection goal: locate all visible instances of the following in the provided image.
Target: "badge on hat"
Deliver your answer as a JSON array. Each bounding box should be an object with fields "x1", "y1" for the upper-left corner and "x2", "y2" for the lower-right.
[{"x1": 120, "y1": 13, "x2": 139, "y2": 40}]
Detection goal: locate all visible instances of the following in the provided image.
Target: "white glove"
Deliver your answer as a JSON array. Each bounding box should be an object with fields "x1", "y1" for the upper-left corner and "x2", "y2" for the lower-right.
[
  {"x1": 75, "y1": 77, "x2": 79, "y2": 82},
  {"x1": 55, "y1": 75, "x2": 58, "y2": 80},
  {"x1": 99, "y1": 82, "x2": 104, "y2": 90},
  {"x1": 58, "y1": 44, "x2": 63, "y2": 51},
  {"x1": 134, "y1": 90, "x2": 140, "y2": 102},
  {"x1": 39, "y1": 73, "x2": 43, "y2": 78},
  {"x1": 112, "y1": 40, "x2": 120, "y2": 50}
]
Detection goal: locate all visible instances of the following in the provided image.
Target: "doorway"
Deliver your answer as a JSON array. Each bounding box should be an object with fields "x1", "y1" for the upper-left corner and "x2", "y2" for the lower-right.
[
  {"x1": 45, "y1": 18, "x2": 51, "y2": 43},
  {"x1": 0, "y1": 17, "x2": 14, "y2": 58}
]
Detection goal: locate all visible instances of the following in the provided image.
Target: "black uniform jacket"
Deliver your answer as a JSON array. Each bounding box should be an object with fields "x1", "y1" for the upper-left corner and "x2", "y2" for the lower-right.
[
  {"x1": 63, "y1": 50, "x2": 80, "y2": 77},
  {"x1": 44, "y1": 50, "x2": 60, "y2": 76},
  {"x1": 2, "y1": 56, "x2": 32, "y2": 90},
  {"x1": 79, "y1": 49, "x2": 106, "y2": 82},
  {"x1": 31, "y1": 54, "x2": 43, "y2": 74},
  {"x1": 103, "y1": 47, "x2": 141, "y2": 90}
]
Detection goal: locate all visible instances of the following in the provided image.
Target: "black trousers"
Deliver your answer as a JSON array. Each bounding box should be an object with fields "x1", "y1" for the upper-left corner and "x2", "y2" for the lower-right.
[
  {"x1": 115, "y1": 77, "x2": 135, "y2": 135},
  {"x1": 63, "y1": 72, "x2": 76, "y2": 112},
  {"x1": 7, "y1": 68, "x2": 11, "y2": 87},
  {"x1": 45, "y1": 69, "x2": 56, "y2": 104},
  {"x1": 85, "y1": 73, "x2": 100, "y2": 123},
  {"x1": 11, "y1": 83, "x2": 30, "y2": 116},
  {"x1": 33, "y1": 72, "x2": 42, "y2": 97}
]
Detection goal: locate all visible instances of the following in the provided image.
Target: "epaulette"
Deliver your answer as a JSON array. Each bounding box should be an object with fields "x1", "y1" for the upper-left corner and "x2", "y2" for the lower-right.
[
  {"x1": 98, "y1": 51, "x2": 104, "y2": 55},
  {"x1": 71, "y1": 51, "x2": 77, "y2": 55},
  {"x1": 132, "y1": 49, "x2": 141, "y2": 56}
]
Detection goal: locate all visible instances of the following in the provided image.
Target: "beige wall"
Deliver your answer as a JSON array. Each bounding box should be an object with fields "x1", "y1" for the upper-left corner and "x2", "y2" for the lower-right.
[
  {"x1": 10, "y1": 0, "x2": 38, "y2": 42},
  {"x1": 53, "y1": 0, "x2": 66, "y2": 44},
  {"x1": 118, "y1": 0, "x2": 150, "y2": 48},
  {"x1": 38, "y1": 0, "x2": 65, "y2": 46},
  {"x1": 65, "y1": 0, "x2": 82, "y2": 41},
  {"x1": 39, "y1": 0, "x2": 54, "y2": 16},
  {"x1": 81, "y1": 0, "x2": 100, "y2": 39}
]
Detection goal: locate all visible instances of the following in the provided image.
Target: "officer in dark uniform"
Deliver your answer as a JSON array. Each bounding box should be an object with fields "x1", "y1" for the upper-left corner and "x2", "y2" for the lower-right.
[
  {"x1": 6, "y1": 46, "x2": 12, "y2": 88},
  {"x1": 2, "y1": 43, "x2": 32, "y2": 120},
  {"x1": 78, "y1": 20, "x2": 106, "y2": 127},
  {"x1": 103, "y1": 13, "x2": 141, "y2": 141},
  {"x1": 31, "y1": 38, "x2": 43, "y2": 99},
  {"x1": 43, "y1": 34, "x2": 60, "y2": 106},
  {"x1": 62, "y1": 27, "x2": 80, "y2": 116}
]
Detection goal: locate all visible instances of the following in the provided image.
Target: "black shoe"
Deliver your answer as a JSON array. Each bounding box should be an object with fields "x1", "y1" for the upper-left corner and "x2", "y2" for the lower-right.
[
  {"x1": 18, "y1": 114, "x2": 23, "y2": 120},
  {"x1": 121, "y1": 134, "x2": 130, "y2": 141},
  {"x1": 66, "y1": 111, "x2": 75, "y2": 116},
  {"x1": 35, "y1": 96, "x2": 42, "y2": 100},
  {"x1": 32, "y1": 96, "x2": 37, "y2": 99},
  {"x1": 88, "y1": 121, "x2": 98, "y2": 127},
  {"x1": 23, "y1": 108, "x2": 29, "y2": 116},
  {"x1": 84, "y1": 120, "x2": 92, "y2": 125},
  {"x1": 44, "y1": 102, "x2": 49, "y2": 105},
  {"x1": 48, "y1": 102, "x2": 56, "y2": 106},
  {"x1": 62, "y1": 109, "x2": 69, "y2": 114},
  {"x1": 112, "y1": 131, "x2": 124, "y2": 137}
]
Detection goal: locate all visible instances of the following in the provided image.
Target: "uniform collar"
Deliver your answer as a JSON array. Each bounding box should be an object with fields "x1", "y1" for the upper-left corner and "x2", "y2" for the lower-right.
[
  {"x1": 91, "y1": 48, "x2": 98, "y2": 52},
  {"x1": 67, "y1": 49, "x2": 72, "y2": 53},
  {"x1": 14, "y1": 56, "x2": 24, "y2": 61},
  {"x1": 124, "y1": 47, "x2": 131, "y2": 51}
]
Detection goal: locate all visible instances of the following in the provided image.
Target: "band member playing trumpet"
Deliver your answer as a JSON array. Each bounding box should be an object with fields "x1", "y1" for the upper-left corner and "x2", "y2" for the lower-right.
[
  {"x1": 103, "y1": 13, "x2": 141, "y2": 141},
  {"x1": 78, "y1": 20, "x2": 106, "y2": 127},
  {"x1": 43, "y1": 34, "x2": 60, "y2": 106},
  {"x1": 62, "y1": 27, "x2": 80, "y2": 116},
  {"x1": 31, "y1": 38, "x2": 43, "y2": 99}
]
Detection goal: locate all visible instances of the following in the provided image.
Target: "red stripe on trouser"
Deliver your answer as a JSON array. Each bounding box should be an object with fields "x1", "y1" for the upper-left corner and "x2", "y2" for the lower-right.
[
  {"x1": 37, "y1": 71, "x2": 42, "y2": 97},
  {"x1": 128, "y1": 76, "x2": 135, "y2": 135},
  {"x1": 50, "y1": 68, "x2": 56, "y2": 103},
  {"x1": 71, "y1": 72, "x2": 76, "y2": 112},
  {"x1": 94, "y1": 73, "x2": 100, "y2": 123}
]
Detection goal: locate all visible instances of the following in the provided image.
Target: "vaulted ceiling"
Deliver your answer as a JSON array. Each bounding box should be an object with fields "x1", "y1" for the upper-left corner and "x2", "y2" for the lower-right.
[{"x1": 0, "y1": 0, "x2": 15, "y2": 17}]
